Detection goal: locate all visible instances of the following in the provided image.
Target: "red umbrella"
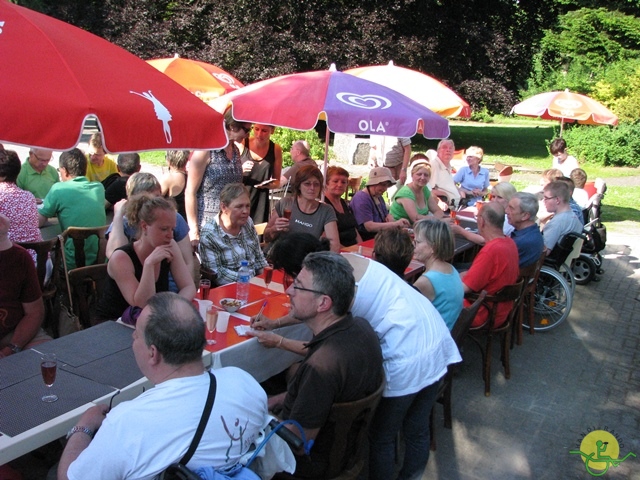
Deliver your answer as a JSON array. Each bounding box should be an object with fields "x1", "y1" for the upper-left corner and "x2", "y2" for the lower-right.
[
  {"x1": 511, "y1": 89, "x2": 618, "y2": 135},
  {"x1": 0, "y1": 0, "x2": 228, "y2": 152},
  {"x1": 147, "y1": 55, "x2": 244, "y2": 104},
  {"x1": 345, "y1": 61, "x2": 471, "y2": 118}
]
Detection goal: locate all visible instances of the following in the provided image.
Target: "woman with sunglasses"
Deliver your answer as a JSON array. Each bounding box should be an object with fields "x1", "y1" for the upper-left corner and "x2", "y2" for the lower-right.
[{"x1": 185, "y1": 110, "x2": 251, "y2": 249}]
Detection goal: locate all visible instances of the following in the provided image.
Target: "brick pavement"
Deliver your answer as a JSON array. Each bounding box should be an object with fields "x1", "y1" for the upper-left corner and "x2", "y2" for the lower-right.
[{"x1": 422, "y1": 231, "x2": 640, "y2": 479}]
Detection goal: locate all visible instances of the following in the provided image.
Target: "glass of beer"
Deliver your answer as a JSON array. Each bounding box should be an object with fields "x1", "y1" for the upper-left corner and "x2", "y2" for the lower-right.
[
  {"x1": 206, "y1": 306, "x2": 218, "y2": 345},
  {"x1": 283, "y1": 208, "x2": 292, "y2": 220},
  {"x1": 41, "y1": 353, "x2": 58, "y2": 403},
  {"x1": 262, "y1": 264, "x2": 274, "y2": 295},
  {"x1": 199, "y1": 279, "x2": 211, "y2": 300}
]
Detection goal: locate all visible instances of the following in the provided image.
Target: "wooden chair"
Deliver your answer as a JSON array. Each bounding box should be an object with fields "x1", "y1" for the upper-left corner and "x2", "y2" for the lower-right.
[
  {"x1": 430, "y1": 291, "x2": 487, "y2": 451},
  {"x1": 60, "y1": 225, "x2": 109, "y2": 269},
  {"x1": 16, "y1": 236, "x2": 63, "y2": 337},
  {"x1": 467, "y1": 278, "x2": 524, "y2": 396},
  {"x1": 275, "y1": 378, "x2": 385, "y2": 480},
  {"x1": 67, "y1": 263, "x2": 109, "y2": 329},
  {"x1": 514, "y1": 251, "x2": 546, "y2": 344}
]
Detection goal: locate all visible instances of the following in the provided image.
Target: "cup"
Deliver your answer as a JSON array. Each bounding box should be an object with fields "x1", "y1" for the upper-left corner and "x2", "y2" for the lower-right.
[
  {"x1": 199, "y1": 279, "x2": 211, "y2": 300},
  {"x1": 283, "y1": 208, "x2": 292, "y2": 220},
  {"x1": 195, "y1": 299, "x2": 213, "y2": 321},
  {"x1": 216, "y1": 311, "x2": 230, "y2": 333}
]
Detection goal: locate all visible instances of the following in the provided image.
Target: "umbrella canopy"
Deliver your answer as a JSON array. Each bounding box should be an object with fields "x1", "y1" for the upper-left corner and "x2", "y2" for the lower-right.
[
  {"x1": 0, "y1": 0, "x2": 228, "y2": 153},
  {"x1": 511, "y1": 89, "x2": 618, "y2": 134},
  {"x1": 147, "y1": 55, "x2": 244, "y2": 104},
  {"x1": 211, "y1": 67, "x2": 450, "y2": 140},
  {"x1": 345, "y1": 61, "x2": 471, "y2": 118}
]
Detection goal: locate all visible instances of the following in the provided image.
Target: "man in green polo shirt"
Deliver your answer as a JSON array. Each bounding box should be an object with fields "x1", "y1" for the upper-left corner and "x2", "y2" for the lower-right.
[
  {"x1": 38, "y1": 148, "x2": 106, "y2": 269},
  {"x1": 16, "y1": 148, "x2": 60, "y2": 200}
]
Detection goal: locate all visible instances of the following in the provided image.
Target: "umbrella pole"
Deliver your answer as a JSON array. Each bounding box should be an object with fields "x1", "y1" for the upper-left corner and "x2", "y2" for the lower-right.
[
  {"x1": 560, "y1": 118, "x2": 565, "y2": 137},
  {"x1": 320, "y1": 128, "x2": 330, "y2": 201}
]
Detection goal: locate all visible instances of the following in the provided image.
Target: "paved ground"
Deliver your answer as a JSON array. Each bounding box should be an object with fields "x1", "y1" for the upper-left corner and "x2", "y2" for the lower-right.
[{"x1": 421, "y1": 229, "x2": 640, "y2": 479}]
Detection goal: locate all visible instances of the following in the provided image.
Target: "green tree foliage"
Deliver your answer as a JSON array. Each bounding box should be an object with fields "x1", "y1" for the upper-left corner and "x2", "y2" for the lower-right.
[
  {"x1": 26, "y1": 0, "x2": 556, "y2": 116},
  {"x1": 564, "y1": 122, "x2": 640, "y2": 167}
]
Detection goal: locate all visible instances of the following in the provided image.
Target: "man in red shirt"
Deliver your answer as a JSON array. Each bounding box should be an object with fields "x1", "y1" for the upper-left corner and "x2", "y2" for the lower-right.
[{"x1": 461, "y1": 202, "x2": 519, "y2": 327}]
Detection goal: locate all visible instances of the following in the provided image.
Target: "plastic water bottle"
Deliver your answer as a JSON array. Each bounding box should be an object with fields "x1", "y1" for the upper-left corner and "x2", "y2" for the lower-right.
[{"x1": 236, "y1": 260, "x2": 251, "y2": 304}]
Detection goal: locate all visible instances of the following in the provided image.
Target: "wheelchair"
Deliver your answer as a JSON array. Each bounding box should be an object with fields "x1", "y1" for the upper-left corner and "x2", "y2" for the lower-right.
[{"x1": 524, "y1": 232, "x2": 583, "y2": 332}]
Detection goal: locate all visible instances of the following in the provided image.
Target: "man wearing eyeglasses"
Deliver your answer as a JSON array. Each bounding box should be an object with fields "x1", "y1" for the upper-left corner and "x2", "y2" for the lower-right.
[
  {"x1": 16, "y1": 148, "x2": 59, "y2": 200},
  {"x1": 540, "y1": 181, "x2": 583, "y2": 255},
  {"x1": 268, "y1": 252, "x2": 383, "y2": 478}
]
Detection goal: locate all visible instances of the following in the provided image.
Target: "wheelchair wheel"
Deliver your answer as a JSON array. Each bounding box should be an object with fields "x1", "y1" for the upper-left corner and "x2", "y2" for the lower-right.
[
  {"x1": 558, "y1": 262, "x2": 576, "y2": 295},
  {"x1": 525, "y1": 266, "x2": 573, "y2": 331},
  {"x1": 572, "y1": 256, "x2": 597, "y2": 285}
]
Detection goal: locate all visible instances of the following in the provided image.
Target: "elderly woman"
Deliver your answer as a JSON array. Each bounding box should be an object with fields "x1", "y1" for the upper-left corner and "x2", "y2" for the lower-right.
[
  {"x1": 264, "y1": 164, "x2": 340, "y2": 252},
  {"x1": 0, "y1": 150, "x2": 42, "y2": 256},
  {"x1": 323, "y1": 166, "x2": 362, "y2": 247},
  {"x1": 351, "y1": 167, "x2": 410, "y2": 241},
  {"x1": 413, "y1": 219, "x2": 464, "y2": 330},
  {"x1": 199, "y1": 183, "x2": 268, "y2": 285},
  {"x1": 454, "y1": 146, "x2": 490, "y2": 206},
  {"x1": 94, "y1": 194, "x2": 196, "y2": 322},
  {"x1": 239, "y1": 124, "x2": 283, "y2": 224},
  {"x1": 185, "y1": 110, "x2": 251, "y2": 249},
  {"x1": 390, "y1": 155, "x2": 444, "y2": 224},
  {"x1": 491, "y1": 181, "x2": 517, "y2": 236}
]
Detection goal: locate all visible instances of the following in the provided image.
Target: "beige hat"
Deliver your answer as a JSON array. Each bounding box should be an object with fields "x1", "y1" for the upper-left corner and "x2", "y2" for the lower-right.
[{"x1": 366, "y1": 167, "x2": 397, "y2": 186}]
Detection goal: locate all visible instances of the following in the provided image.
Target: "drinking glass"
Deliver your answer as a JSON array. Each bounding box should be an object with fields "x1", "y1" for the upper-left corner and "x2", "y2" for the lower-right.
[
  {"x1": 41, "y1": 353, "x2": 58, "y2": 403},
  {"x1": 262, "y1": 264, "x2": 274, "y2": 295},
  {"x1": 283, "y1": 208, "x2": 292, "y2": 220},
  {"x1": 199, "y1": 279, "x2": 211, "y2": 300},
  {"x1": 206, "y1": 306, "x2": 218, "y2": 345}
]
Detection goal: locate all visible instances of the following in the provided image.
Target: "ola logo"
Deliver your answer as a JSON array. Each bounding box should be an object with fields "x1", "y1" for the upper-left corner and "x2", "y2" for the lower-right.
[{"x1": 570, "y1": 429, "x2": 635, "y2": 476}]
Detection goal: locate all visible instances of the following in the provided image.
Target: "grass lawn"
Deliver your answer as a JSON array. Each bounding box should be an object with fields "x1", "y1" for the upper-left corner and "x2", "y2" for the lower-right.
[{"x1": 140, "y1": 121, "x2": 640, "y2": 231}]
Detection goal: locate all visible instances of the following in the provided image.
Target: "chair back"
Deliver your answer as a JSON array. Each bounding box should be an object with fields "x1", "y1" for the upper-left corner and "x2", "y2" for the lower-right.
[
  {"x1": 344, "y1": 176, "x2": 363, "y2": 200},
  {"x1": 67, "y1": 263, "x2": 109, "y2": 329},
  {"x1": 480, "y1": 278, "x2": 525, "y2": 332},
  {"x1": 323, "y1": 378, "x2": 385, "y2": 479},
  {"x1": 451, "y1": 291, "x2": 487, "y2": 347},
  {"x1": 61, "y1": 225, "x2": 109, "y2": 269},
  {"x1": 16, "y1": 237, "x2": 61, "y2": 297}
]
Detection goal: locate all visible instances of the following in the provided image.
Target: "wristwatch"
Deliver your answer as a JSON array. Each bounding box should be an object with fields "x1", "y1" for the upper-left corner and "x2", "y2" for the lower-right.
[
  {"x1": 66, "y1": 426, "x2": 95, "y2": 440},
  {"x1": 8, "y1": 343, "x2": 22, "y2": 354}
]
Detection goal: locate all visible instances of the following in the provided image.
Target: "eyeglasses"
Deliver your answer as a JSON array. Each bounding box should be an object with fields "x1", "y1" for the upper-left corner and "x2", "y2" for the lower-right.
[
  {"x1": 542, "y1": 195, "x2": 558, "y2": 201},
  {"x1": 31, "y1": 153, "x2": 51, "y2": 162},
  {"x1": 292, "y1": 280, "x2": 326, "y2": 296}
]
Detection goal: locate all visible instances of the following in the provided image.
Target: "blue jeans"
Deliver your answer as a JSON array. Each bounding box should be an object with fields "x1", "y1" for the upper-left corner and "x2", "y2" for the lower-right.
[{"x1": 368, "y1": 380, "x2": 440, "y2": 480}]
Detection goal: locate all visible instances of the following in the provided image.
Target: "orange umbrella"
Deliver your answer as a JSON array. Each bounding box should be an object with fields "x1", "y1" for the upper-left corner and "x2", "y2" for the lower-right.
[
  {"x1": 511, "y1": 89, "x2": 618, "y2": 135},
  {"x1": 345, "y1": 61, "x2": 471, "y2": 118},
  {"x1": 147, "y1": 55, "x2": 244, "y2": 104}
]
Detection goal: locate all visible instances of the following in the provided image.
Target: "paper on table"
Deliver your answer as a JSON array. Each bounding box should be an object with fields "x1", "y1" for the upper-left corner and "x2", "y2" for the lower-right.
[{"x1": 234, "y1": 325, "x2": 254, "y2": 336}]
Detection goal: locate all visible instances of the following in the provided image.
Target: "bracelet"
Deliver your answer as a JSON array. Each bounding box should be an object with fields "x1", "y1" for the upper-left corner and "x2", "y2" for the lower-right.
[
  {"x1": 8, "y1": 343, "x2": 22, "y2": 354},
  {"x1": 66, "y1": 426, "x2": 95, "y2": 441},
  {"x1": 277, "y1": 336, "x2": 284, "y2": 348}
]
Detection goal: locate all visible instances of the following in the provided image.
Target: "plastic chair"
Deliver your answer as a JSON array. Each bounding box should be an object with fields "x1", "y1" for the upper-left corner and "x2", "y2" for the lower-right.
[
  {"x1": 430, "y1": 291, "x2": 486, "y2": 451},
  {"x1": 515, "y1": 251, "x2": 546, "y2": 344},
  {"x1": 60, "y1": 225, "x2": 109, "y2": 269},
  {"x1": 467, "y1": 278, "x2": 524, "y2": 396},
  {"x1": 67, "y1": 263, "x2": 109, "y2": 328},
  {"x1": 16, "y1": 236, "x2": 63, "y2": 337}
]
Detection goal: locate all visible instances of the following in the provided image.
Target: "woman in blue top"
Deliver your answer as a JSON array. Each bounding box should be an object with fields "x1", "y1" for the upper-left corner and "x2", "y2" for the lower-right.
[
  {"x1": 413, "y1": 218, "x2": 464, "y2": 330},
  {"x1": 389, "y1": 155, "x2": 443, "y2": 224},
  {"x1": 453, "y1": 146, "x2": 490, "y2": 206}
]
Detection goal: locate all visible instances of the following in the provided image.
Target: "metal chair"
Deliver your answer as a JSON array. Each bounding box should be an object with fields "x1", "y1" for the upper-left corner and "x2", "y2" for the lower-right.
[
  {"x1": 467, "y1": 278, "x2": 524, "y2": 396},
  {"x1": 430, "y1": 291, "x2": 487, "y2": 450},
  {"x1": 16, "y1": 236, "x2": 63, "y2": 337}
]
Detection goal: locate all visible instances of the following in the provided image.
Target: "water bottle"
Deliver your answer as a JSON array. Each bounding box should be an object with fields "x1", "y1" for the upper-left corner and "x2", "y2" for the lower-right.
[{"x1": 236, "y1": 260, "x2": 251, "y2": 304}]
